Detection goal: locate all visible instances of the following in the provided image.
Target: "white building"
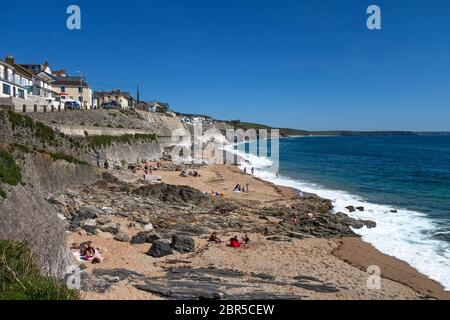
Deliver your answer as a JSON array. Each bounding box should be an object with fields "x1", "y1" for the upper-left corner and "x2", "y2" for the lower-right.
[{"x1": 0, "y1": 59, "x2": 32, "y2": 100}]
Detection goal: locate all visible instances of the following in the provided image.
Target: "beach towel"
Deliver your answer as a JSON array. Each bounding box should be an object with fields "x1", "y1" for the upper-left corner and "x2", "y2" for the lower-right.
[{"x1": 73, "y1": 251, "x2": 104, "y2": 262}]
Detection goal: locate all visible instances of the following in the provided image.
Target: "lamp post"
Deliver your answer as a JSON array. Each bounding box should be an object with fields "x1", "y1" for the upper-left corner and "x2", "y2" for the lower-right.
[{"x1": 76, "y1": 70, "x2": 84, "y2": 109}]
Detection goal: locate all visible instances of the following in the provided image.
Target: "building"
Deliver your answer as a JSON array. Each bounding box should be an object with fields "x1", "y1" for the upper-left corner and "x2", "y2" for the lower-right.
[
  {"x1": 0, "y1": 59, "x2": 32, "y2": 100},
  {"x1": 135, "y1": 100, "x2": 169, "y2": 113},
  {"x1": 95, "y1": 89, "x2": 132, "y2": 109},
  {"x1": 51, "y1": 72, "x2": 93, "y2": 109},
  {"x1": 17, "y1": 59, "x2": 56, "y2": 98}
]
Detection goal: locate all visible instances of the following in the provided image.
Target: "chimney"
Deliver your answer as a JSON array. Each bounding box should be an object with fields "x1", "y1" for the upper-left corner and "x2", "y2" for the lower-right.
[{"x1": 5, "y1": 55, "x2": 15, "y2": 65}]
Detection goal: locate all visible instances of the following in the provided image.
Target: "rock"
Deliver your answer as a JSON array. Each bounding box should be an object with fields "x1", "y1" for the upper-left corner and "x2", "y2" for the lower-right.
[
  {"x1": 356, "y1": 206, "x2": 364, "y2": 212},
  {"x1": 78, "y1": 229, "x2": 87, "y2": 236},
  {"x1": 390, "y1": 210, "x2": 397, "y2": 213},
  {"x1": 57, "y1": 213, "x2": 67, "y2": 221},
  {"x1": 96, "y1": 215, "x2": 112, "y2": 225},
  {"x1": 78, "y1": 205, "x2": 102, "y2": 220},
  {"x1": 266, "y1": 235, "x2": 292, "y2": 242},
  {"x1": 171, "y1": 234, "x2": 195, "y2": 253},
  {"x1": 100, "y1": 222, "x2": 119, "y2": 234},
  {"x1": 114, "y1": 231, "x2": 131, "y2": 242},
  {"x1": 143, "y1": 223, "x2": 154, "y2": 231},
  {"x1": 147, "y1": 240, "x2": 173, "y2": 258},
  {"x1": 130, "y1": 231, "x2": 162, "y2": 245},
  {"x1": 345, "y1": 206, "x2": 356, "y2": 213},
  {"x1": 81, "y1": 219, "x2": 97, "y2": 234}
]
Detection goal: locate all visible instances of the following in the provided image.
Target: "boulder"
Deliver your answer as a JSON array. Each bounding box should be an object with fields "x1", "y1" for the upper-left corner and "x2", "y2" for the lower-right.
[
  {"x1": 390, "y1": 210, "x2": 397, "y2": 213},
  {"x1": 78, "y1": 205, "x2": 102, "y2": 220},
  {"x1": 356, "y1": 206, "x2": 365, "y2": 212},
  {"x1": 81, "y1": 219, "x2": 97, "y2": 234},
  {"x1": 171, "y1": 234, "x2": 195, "y2": 253},
  {"x1": 345, "y1": 206, "x2": 356, "y2": 213},
  {"x1": 147, "y1": 240, "x2": 173, "y2": 258},
  {"x1": 100, "y1": 222, "x2": 119, "y2": 234},
  {"x1": 96, "y1": 215, "x2": 112, "y2": 225},
  {"x1": 130, "y1": 231, "x2": 162, "y2": 245},
  {"x1": 143, "y1": 223, "x2": 154, "y2": 231},
  {"x1": 114, "y1": 231, "x2": 131, "y2": 242}
]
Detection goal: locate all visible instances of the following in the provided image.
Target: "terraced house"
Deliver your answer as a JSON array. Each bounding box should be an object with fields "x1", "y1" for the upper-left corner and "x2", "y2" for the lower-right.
[
  {"x1": 51, "y1": 70, "x2": 93, "y2": 109},
  {"x1": 0, "y1": 58, "x2": 31, "y2": 100},
  {"x1": 94, "y1": 89, "x2": 133, "y2": 109}
]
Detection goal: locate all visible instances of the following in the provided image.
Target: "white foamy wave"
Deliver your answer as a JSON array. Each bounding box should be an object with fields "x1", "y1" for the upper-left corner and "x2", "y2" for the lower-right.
[{"x1": 226, "y1": 145, "x2": 450, "y2": 290}]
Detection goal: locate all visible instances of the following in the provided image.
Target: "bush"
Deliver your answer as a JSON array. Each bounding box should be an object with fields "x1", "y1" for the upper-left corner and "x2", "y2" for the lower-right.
[
  {"x1": 0, "y1": 240, "x2": 80, "y2": 300},
  {"x1": 0, "y1": 147, "x2": 22, "y2": 187}
]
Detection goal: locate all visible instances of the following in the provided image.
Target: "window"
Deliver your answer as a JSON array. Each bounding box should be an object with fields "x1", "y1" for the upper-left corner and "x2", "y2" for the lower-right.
[
  {"x1": 61, "y1": 86, "x2": 66, "y2": 93},
  {"x1": 79, "y1": 96, "x2": 83, "y2": 102},
  {"x1": 3, "y1": 83, "x2": 11, "y2": 95},
  {"x1": 17, "y1": 89, "x2": 25, "y2": 99},
  {"x1": 78, "y1": 87, "x2": 82, "y2": 93}
]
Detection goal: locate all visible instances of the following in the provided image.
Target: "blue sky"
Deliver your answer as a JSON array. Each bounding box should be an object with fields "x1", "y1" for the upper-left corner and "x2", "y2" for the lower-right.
[{"x1": 1, "y1": 0, "x2": 449, "y2": 131}]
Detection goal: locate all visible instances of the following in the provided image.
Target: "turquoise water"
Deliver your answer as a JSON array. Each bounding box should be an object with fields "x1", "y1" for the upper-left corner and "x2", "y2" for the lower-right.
[{"x1": 229, "y1": 135, "x2": 450, "y2": 289}]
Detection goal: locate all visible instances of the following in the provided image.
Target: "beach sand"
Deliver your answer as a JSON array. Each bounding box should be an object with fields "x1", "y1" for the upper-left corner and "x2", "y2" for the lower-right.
[{"x1": 69, "y1": 163, "x2": 450, "y2": 300}]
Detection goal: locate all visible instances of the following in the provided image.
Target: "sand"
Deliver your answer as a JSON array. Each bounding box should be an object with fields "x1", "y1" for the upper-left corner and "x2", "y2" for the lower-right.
[{"x1": 68, "y1": 164, "x2": 450, "y2": 300}]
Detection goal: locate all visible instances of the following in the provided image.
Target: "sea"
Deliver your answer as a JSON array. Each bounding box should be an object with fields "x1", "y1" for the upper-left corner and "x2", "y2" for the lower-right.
[{"x1": 224, "y1": 135, "x2": 450, "y2": 290}]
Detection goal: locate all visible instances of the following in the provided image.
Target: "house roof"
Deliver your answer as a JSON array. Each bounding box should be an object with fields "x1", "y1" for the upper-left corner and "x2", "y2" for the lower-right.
[
  {"x1": 52, "y1": 76, "x2": 89, "y2": 87},
  {"x1": 95, "y1": 90, "x2": 131, "y2": 99}
]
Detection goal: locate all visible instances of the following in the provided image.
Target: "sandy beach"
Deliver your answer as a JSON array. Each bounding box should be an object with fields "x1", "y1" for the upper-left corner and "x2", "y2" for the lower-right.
[{"x1": 68, "y1": 163, "x2": 450, "y2": 300}]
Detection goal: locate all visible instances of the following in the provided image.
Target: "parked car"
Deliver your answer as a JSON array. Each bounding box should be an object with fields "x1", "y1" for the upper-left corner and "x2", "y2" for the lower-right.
[
  {"x1": 101, "y1": 102, "x2": 120, "y2": 110},
  {"x1": 65, "y1": 101, "x2": 81, "y2": 110}
]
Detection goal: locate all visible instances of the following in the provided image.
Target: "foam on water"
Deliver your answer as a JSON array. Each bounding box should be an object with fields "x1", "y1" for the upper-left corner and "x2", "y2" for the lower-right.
[{"x1": 224, "y1": 144, "x2": 450, "y2": 290}]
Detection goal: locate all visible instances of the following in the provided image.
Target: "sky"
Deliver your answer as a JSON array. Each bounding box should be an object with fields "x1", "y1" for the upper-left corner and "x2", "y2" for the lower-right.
[{"x1": 1, "y1": 0, "x2": 450, "y2": 131}]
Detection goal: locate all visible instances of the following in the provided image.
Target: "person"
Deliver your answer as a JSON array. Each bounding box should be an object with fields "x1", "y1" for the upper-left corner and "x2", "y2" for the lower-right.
[
  {"x1": 180, "y1": 170, "x2": 188, "y2": 177},
  {"x1": 251, "y1": 167, "x2": 254, "y2": 175},
  {"x1": 96, "y1": 152, "x2": 100, "y2": 167},
  {"x1": 305, "y1": 212, "x2": 314, "y2": 219},
  {"x1": 229, "y1": 236, "x2": 241, "y2": 248},
  {"x1": 243, "y1": 234, "x2": 250, "y2": 244},
  {"x1": 79, "y1": 241, "x2": 96, "y2": 259},
  {"x1": 208, "y1": 232, "x2": 222, "y2": 243},
  {"x1": 233, "y1": 184, "x2": 240, "y2": 192},
  {"x1": 245, "y1": 183, "x2": 249, "y2": 192},
  {"x1": 293, "y1": 217, "x2": 299, "y2": 225},
  {"x1": 104, "y1": 159, "x2": 109, "y2": 170},
  {"x1": 244, "y1": 167, "x2": 247, "y2": 174}
]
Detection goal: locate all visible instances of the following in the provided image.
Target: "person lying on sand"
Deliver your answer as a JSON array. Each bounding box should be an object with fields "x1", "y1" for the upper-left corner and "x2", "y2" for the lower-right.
[
  {"x1": 229, "y1": 236, "x2": 242, "y2": 248},
  {"x1": 208, "y1": 232, "x2": 223, "y2": 243},
  {"x1": 79, "y1": 241, "x2": 96, "y2": 259},
  {"x1": 242, "y1": 234, "x2": 250, "y2": 244}
]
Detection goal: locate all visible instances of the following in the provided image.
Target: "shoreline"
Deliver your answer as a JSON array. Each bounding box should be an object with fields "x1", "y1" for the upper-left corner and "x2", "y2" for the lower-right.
[{"x1": 152, "y1": 162, "x2": 449, "y2": 299}]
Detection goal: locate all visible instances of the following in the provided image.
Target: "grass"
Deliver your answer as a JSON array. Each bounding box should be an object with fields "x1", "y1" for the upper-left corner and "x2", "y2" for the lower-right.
[
  {"x1": 0, "y1": 240, "x2": 80, "y2": 300},
  {"x1": 0, "y1": 147, "x2": 22, "y2": 187},
  {"x1": 11, "y1": 143, "x2": 31, "y2": 153},
  {"x1": 48, "y1": 152, "x2": 88, "y2": 165},
  {"x1": 87, "y1": 133, "x2": 156, "y2": 150},
  {"x1": 0, "y1": 188, "x2": 6, "y2": 199},
  {"x1": 5, "y1": 110, "x2": 55, "y2": 141}
]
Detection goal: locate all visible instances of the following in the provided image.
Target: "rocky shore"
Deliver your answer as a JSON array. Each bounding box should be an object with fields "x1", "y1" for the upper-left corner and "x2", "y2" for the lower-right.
[{"x1": 47, "y1": 163, "x2": 447, "y2": 300}]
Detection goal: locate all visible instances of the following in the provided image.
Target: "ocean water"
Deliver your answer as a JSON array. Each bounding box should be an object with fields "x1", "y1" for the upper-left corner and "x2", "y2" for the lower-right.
[{"x1": 225, "y1": 136, "x2": 450, "y2": 290}]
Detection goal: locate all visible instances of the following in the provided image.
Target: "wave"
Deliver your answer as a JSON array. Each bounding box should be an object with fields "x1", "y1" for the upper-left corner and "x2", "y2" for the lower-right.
[{"x1": 223, "y1": 144, "x2": 450, "y2": 290}]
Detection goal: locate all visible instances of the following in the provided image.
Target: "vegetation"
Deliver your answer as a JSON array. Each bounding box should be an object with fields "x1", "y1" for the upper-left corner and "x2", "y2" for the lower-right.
[
  {"x1": 11, "y1": 143, "x2": 31, "y2": 153},
  {"x1": 0, "y1": 147, "x2": 22, "y2": 199},
  {"x1": 87, "y1": 133, "x2": 156, "y2": 150},
  {"x1": 0, "y1": 240, "x2": 80, "y2": 300},
  {"x1": 5, "y1": 110, "x2": 55, "y2": 141},
  {"x1": 48, "y1": 152, "x2": 88, "y2": 165}
]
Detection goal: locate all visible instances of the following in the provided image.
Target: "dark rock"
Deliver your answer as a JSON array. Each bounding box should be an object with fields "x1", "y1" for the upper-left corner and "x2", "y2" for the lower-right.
[
  {"x1": 147, "y1": 240, "x2": 173, "y2": 258},
  {"x1": 132, "y1": 183, "x2": 213, "y2": 207},
  {"x1": 81, "y1": 219, "x2": 97, "y2": 234},
  {"x1": 171, "y1": 224, "x2": 208, "y2": 236},
  {"x1": 130, "y1": 231, "x2": 162, "y2": 244},
  {"x1": 356, "y1": 206, "x2": 365, "y2": 212},
  {"x1": 171, "y1": 234, "x2": 195, "y2": 253},
  {"x1": 345, "y1": 206, "x2": 356, "y2": 213},
  {"x1": 390, "y1": 210, "x2": 397, "y2": 213}
]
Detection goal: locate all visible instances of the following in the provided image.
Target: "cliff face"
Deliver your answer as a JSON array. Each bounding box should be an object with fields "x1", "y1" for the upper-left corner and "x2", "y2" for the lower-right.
[{"x1": 0, "y1": 152, "x2": 98, "y2": 278}]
